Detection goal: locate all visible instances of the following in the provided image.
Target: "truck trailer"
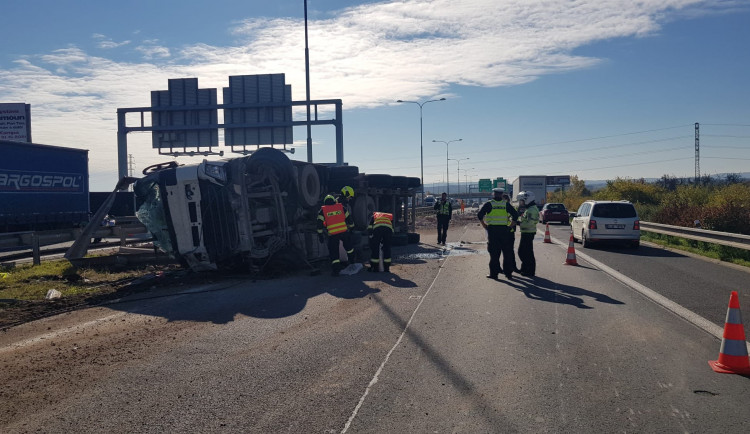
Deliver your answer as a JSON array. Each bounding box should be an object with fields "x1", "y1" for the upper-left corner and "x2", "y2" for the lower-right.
[
  {"x1": 130, "y1": 147, "x2": 420, "y2": 271},
  {"x1": 0, "y1": 140, "x2": 89, "y2": 232},
  {"x1": 511, "y1": 176, "x2": 547, "y2": 207}
]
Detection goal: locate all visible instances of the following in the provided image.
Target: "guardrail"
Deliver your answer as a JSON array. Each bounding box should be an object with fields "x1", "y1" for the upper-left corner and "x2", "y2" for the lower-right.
[
  {"x1": 640, "y1": 221, "x2": 750, "y2": 251},
  {"x1": 0, "y1": 220, "x2": 151, "y2": 265}
]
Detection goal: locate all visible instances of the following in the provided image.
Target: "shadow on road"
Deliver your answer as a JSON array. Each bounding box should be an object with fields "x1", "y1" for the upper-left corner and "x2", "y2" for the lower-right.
[
  {"x1": 503, "y1": 275, "x2": 625, "y2": 309},
  {"x1": 105, "y1": 265, "x2": 419, "y2": 324}
]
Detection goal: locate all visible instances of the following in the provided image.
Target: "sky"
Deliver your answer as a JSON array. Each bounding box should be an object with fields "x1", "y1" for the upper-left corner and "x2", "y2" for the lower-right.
[{"x1": 1, "y1": 0, "x2": 749, "y2": 193}]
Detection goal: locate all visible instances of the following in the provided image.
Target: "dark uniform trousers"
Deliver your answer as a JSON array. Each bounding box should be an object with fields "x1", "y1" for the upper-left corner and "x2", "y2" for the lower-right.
[
  {"x1": 487, "y1": 225, "x2": 515, "y2": 278},
  {"x1": 328, "y1": 232, "x2": 354, "y2": 271},
  {"x1": 518, "y1": 232, "x2": 536, "y2": 275},
  {"x1": 437, "y1": 215, "x2": 450, "y2": 244},
  {"x1": 369, "y1": 226, "x2": 392, "y2": 270}
]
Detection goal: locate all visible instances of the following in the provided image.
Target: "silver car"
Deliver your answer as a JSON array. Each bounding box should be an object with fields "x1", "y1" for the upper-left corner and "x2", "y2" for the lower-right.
[{"x1": 571, "y1": 200, "x2": 640, "y2": 248}]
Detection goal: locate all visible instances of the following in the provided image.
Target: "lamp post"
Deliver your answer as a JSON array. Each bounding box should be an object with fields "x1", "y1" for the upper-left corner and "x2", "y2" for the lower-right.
[
  {"x1": 449, "y1": 157, "x2": 469, "y2": 197},
  {"x1": 460, "y1": 167, "x2": 474, "y2": 194},
  {"x1": 396, "y1": 98, "x2": 446, "y2": 203},
  {"x1": 432, "y1": 138, "x2": 462, "y2": 195}
]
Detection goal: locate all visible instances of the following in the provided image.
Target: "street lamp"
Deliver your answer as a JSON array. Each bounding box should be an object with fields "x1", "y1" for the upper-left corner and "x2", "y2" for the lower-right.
[
  {"x1": 449, "y1": 157, "x2": 469, "y2": 196},
  {"x1": 459, "y1": 167, "x2": 474, "y2": 194},
  {"x1": 432, "y1": 138, "x2": 462, "y2": 195},
  {"x1": 396, "y1": 98, "x2": 446, "y2": 203}
]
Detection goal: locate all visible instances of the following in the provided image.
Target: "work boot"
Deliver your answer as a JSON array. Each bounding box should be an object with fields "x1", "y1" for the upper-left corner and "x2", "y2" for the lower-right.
[
  {"x1": 486, "y1": 274, "x2": 498, "y2": 280},
  {"x1": 383, "y1": 265, "x2": 390, "y2": 273}
]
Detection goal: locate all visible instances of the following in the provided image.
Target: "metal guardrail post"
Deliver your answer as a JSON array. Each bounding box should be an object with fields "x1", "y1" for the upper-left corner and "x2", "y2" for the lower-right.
[{"x1": 31, "y1": 233, "x2": 41, "y2": 266}]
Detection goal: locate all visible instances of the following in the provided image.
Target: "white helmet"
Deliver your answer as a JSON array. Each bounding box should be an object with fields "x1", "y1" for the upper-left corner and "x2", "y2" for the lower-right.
[{"x1": 517, "y1": 191, "x2": 535, "y2": 203}]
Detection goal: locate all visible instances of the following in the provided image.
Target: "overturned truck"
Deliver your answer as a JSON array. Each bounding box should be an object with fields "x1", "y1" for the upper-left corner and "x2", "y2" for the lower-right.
[{"x1": 133, "y1": 148, "x2": 421, "y2": 271}]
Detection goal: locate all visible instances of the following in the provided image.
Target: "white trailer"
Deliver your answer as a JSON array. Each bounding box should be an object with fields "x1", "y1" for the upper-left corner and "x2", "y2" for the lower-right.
[{"x1": 511, "y1": 176, "x2": 547, "y2": 206}]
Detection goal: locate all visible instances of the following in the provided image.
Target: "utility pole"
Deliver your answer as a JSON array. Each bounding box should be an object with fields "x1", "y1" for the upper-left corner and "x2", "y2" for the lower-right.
[{"x1": 695, "y1": 122, "x2": 700, "y2": 182}]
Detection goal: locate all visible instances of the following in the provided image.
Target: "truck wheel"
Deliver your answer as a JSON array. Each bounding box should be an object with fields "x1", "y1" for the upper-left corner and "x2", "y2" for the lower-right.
[
  {"x1": 353, "y1": 195, "x2": 375, "y2": 230},
  {"x1": 392, "y1": 176, "x2": 409, "y2": 189},
  {"x1": 407, "y1": 177, "x2": 421, "y2": 188},
  {"x1": 247, "y1": 147, "x2": 294, "y2": 189},
  {"x1": 297, "y1": 164, "x2": 321, "y2": 208},
  {"x1": 365, "y1": 174, "x2": 393, "y2": 188},
  {"x1": 392, "y1": 233, "x2": 409, "y2": 246}
]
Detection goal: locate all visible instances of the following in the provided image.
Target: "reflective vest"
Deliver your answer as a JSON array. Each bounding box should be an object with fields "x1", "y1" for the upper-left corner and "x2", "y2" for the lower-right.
[
  {"x1": 484, "y1": 200, "x2": 509, "y2": 226},
  {"x1": 436, "y1": 201, "x2": 451, "y2": 216},
  {"x1": 519, "y1": 205, "x2": 540, "y2": 233},
  {"x1": 321, "y1": 203, "x2": 348, "y2": 235},
  {"x1": 372, "y1": 212, "x2": 394, "y2": 231}
]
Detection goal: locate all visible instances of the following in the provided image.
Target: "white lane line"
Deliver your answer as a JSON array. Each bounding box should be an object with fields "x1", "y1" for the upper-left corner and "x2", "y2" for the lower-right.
[
  {"x1": 546, "y1": 231, "x2": 750, "y2": 351},
  {"x1": 341, "y1": 226, "x2": 468, "y2": 433}
]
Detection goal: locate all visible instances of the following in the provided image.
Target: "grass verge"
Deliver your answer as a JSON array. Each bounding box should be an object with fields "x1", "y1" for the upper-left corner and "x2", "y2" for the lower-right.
[{"x1": 641, "y1": 232, "x2": 750, "y2": 268}]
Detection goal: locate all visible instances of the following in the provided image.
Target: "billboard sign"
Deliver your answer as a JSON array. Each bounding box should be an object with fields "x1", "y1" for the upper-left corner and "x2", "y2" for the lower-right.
[
  {"x1": 478, "y1": 178, "x2": 492, "y2": 192},
  {"x1": 0, "y1": 103, "x2": 31, "y2": 142},
  {"x1": 546, "y1": 175, "x2": 571, "y2": 185}
]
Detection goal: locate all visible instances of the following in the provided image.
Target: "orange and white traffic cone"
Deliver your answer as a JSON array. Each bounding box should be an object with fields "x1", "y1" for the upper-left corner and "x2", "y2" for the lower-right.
[
  {"x1": 543, "y1": 223, "x2": 551, "y2": 243},
  {"x1": 709, "y1": 291, "x2": 750, "y2": 375},
  {"x1": 563, "y1": 232, "x2": 578, "y2": 266}
]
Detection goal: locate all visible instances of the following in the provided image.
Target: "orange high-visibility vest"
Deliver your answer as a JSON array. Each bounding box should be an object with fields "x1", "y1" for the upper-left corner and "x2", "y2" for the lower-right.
[
  {"x1": 322, "y1": 203, "x2": 348, "y2": 235},
  {"x1": 372, "y1": 212, "x2": 394, "y2": 230}
]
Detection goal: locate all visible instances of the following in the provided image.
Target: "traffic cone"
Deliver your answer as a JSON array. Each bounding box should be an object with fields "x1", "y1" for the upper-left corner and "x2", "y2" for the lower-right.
[
  {"x1": 709, "y1": 291, "x2": 750, "y2": 375},
  {"x1": 563, "y1": 232, "x2": 578, "y2": 266},
  {"x1": 543, "y1": 224, "x2": 551, "y2": 243}
]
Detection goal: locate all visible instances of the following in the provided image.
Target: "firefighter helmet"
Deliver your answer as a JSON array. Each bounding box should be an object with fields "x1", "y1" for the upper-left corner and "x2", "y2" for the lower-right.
[
  {"x1": 341, "y1": 186, "x2": 354, "y2": 198},
  {"x1": 323, "y1": 195, "x2": 336, "y2": 205}
]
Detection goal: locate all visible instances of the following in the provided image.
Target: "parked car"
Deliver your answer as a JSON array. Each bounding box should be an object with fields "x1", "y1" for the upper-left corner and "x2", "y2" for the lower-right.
[
  {"x1": 539, "y1": 203, "x2": 569, "y2": 225},
  {"x1": 571, "y1": 200, "x2": 640, "y2": 248},
  {"x1": 423, "y1": 195, "x2": 436, "y2": 207}
]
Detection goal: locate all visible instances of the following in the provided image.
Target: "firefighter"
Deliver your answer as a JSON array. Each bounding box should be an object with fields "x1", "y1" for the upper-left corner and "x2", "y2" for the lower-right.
[
  {"x1": 516, "y1": 191, "x2": 540, "y2": 277},
  {"x1": 477, "y1": 188, "x2": 519, "y2": 280},
  {"x1": 317, "y1": 195, "x2": 355, "y2": 276},
  {"x1": 337, "y1": 185, "x2": 355, "y2": 213},
  {"x1": 367, "y1": 211, "x2": 394, "y2": 272},
  {"x1": 434, "y1": 192, "x2": 453, "y2": 245}
]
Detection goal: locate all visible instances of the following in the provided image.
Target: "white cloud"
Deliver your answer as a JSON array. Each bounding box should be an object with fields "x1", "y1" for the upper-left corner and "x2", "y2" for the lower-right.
[{"x1": 0, "y1": 0, "x2": 741, "y2": 188}]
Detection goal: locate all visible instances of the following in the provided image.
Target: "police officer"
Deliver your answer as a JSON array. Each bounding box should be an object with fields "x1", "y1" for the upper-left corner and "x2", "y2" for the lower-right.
[
  {"x1": 317, "y1": 195, "x2": 355, "y2": 276},
  {"x1": 434, "y1": 192, "x2": 452, "y2": 245},
  {"x1": 516, "y1": 191, "x2": 540, "y2": 277},
  {"x1": 478, "y1": 188, "x2": 519, "y2": 280},
  {"x1": 367, "y1": 211, "x2": 393, "y2": 272}
]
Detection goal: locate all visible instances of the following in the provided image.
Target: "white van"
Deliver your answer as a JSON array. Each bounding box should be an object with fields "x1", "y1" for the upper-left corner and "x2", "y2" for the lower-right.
[
  {"x1": 571, "y1": 200, "x2": 640, "y2": 248},
  {"x1": 423, "y1": 195, "x2": 436, "y2": 207}
]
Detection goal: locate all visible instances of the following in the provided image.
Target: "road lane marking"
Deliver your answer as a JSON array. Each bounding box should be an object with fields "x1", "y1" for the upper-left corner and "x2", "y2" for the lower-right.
[
  {"x1": 545, "y1": 231, "x2": 750, "y2": 352},
  {"x1": 341, "y1": 225, "x2": 469, "y2": 433}
]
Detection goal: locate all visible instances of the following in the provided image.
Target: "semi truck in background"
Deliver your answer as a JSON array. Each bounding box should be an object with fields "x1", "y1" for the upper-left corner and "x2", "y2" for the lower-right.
[
  {"x1": 129, "y1": 147, "x2": 420, "y2": 272},
  {"x1": 0, "y1": 140, "x2": 89, "y2": 232},
  {"x1": 511, "y1": 176, "x2": 547, "y2": 206}
]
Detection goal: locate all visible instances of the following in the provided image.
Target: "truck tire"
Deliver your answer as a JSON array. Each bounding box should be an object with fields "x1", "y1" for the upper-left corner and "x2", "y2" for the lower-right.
[
  {"x1": 297, "y1": 164, "x2": 321, "y2": 208},
  {"x1": 407, "y1": 177, "x2": 421, "y2": 188},
  {"x1": 392, "y1": 233, "x2": 409, "y2": 246},
  {"x1": 365, "y1": 174, "x2": 393, "y2": 188},
  {"x1": 353, "y1": 194, "x2": 375, "y2": 230},
  {"x1": 392, "y1": 176, "x2": 409, "y2": 189},
  {"x1": 247, "y1": 147, "x2": 294, "y2": 189}
]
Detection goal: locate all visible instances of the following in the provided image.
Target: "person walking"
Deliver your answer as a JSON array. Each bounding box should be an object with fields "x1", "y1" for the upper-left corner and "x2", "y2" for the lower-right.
[
  {"x1": 516, "y1": 191, "x2": 540, "y2": 277},
  {"x1": 367, "y1": 211, "x2": 394, "y2": 272},
  {"x1": 478, "y1": 188, "x2": 519, "y2": 280},
  {"x1": 434, "y1": 192, "x2": 453, "y2": 245},
  {"x1": 460, "y1": 199, "x2": 465, "y2": 215},
  {"x1": 318, "y1": 195, "x2": 355, "y2": 276}
]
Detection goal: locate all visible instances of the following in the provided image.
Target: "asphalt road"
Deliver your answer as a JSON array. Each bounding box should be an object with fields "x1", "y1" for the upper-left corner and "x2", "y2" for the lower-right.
[{"x1": 1, "y1": 222, "x2": 749, "y2": 433}]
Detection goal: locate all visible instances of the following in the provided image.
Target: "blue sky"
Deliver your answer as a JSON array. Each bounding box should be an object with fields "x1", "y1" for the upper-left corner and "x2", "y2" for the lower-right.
[{"x1": 1, "y1": 0, "x2": 749, "y2": 192}]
